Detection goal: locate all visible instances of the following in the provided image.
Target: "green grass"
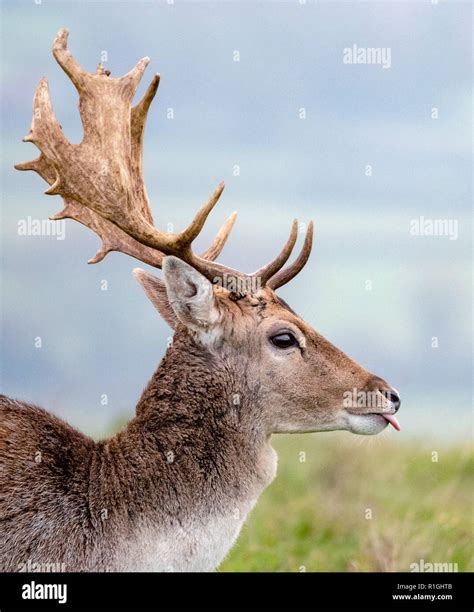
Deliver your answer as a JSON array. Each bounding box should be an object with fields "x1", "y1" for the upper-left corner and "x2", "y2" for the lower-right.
[{"x1": 220, "y1": 433, "x2": 473, "y2": 572}]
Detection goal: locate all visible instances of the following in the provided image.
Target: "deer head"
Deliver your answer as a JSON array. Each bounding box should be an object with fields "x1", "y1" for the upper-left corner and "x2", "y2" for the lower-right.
[{"x1": 16, "y1": 29, "x2": 400, "y2": 438}]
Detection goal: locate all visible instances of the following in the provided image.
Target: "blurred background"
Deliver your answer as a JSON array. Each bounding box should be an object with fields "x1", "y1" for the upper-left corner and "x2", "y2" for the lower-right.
[
  {"x1": 1, "y1": 0, "x2": 471, "y2": 439},
  {"x1": 1, "y1": 1, "x2": 472, "y2": 571}
]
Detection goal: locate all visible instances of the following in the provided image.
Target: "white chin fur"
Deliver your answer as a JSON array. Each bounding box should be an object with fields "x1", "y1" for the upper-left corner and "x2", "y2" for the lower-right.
[{"x1": 346, "y1": 413, "x2": 388, "y2": 435}]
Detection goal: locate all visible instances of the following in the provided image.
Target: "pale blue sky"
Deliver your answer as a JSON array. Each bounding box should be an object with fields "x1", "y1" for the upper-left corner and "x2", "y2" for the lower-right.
[{"x1": 1, "y1": 1, "x2": 471, "y2": 439}]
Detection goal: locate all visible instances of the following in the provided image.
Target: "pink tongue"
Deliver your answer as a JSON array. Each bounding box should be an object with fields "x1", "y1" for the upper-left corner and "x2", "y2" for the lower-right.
[{"x1": 384, "y1": 414, "x2": 401, "y2": 431}]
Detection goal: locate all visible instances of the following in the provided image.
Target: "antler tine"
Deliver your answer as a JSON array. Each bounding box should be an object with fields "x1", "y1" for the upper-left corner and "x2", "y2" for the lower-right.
[
  {"x1": 120, "y1": 56, "x2": 151, "y2": 99},
  {"x1": 52, "y1": 28, "x2": 87, "y2": 90},
  {"x1": 130, "y1": 74, "x2": 161, "y2": 226},
  {"x1": 132, "y1": 74, "x2": 161, "y2": 131},
  {"x1": 250, "y1": 219, "x2": 298, "y2": 285},
  {"x1": 15, "y1": 154, "x2": 55, "y2": 181},
  {"x1": 176, "y1": 182, "x2": 226, "y2": 247},
  {"x1": 200, "y1": 212, "x2": 237, "y2": 261},
  {"x1": 23, "y1": 79, "x2": 66, "y2": 156},
  {"x1": 268, "y1": 221, "x2": 314, "y2": 290}
]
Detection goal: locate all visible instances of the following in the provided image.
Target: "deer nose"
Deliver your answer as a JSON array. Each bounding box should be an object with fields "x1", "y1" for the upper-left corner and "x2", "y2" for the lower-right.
[
  {"x1": 386, "y1": 388, "x2": 401, "y2": 411},
  {"x1": 366, "y1": 377, "x2": 401, "y2": 412}
]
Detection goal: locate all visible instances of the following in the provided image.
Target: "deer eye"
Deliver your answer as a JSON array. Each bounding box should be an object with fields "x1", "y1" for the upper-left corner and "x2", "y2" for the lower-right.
[{"x1": 270, "y1": 332, "x2": 299, "y2": 349}]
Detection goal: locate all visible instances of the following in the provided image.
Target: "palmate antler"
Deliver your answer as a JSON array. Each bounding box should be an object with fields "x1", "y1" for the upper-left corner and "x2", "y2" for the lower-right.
[{"x1": 16, "y1": 29, "x2": 313, "y2": 291}]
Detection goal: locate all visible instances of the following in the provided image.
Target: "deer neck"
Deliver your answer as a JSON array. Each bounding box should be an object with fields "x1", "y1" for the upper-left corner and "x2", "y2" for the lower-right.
[
  {"x1": 131, "y1": 328, "x2": 277, "y2": 497},
  {"x1": 102, "y1": 328, "x2": 277, "y2": 570}
]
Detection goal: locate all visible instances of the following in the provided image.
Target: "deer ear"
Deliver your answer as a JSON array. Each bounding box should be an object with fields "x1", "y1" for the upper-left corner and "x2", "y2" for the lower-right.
[
  {"x1": 133, "y1": 268, "x2": 177, "y2": 329},
  {"x1": 161, "y1": 256, "x2": 219, "y2": 330}
]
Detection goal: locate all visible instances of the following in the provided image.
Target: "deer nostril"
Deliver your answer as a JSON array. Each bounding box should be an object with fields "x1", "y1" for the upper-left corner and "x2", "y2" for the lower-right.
[
  {"x1": 386, "y1": 389, "x2": 401, "y2": 412},
  {"x1": 365, "y1": 377, "x2": 401, "y2": 412}
]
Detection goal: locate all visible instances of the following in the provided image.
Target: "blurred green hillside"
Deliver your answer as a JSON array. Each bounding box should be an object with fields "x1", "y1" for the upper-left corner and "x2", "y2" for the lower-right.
[{"x1": 220, "y1": 433, "x2": 473, "y2": 572}]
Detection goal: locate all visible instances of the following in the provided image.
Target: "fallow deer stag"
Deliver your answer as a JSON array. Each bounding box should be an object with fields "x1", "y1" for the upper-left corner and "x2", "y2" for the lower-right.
[{"x1": 1, "y1": 29, "x2": 400, "y2": 572}]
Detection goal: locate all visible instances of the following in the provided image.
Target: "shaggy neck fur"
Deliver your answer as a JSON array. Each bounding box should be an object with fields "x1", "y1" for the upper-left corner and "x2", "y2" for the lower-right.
[
  {"x1": 89, "y1": 328, "x2": 276, "y2": 570},
  {"x1": 115, "y1": 330, "x2": 271, "y2": 497}
]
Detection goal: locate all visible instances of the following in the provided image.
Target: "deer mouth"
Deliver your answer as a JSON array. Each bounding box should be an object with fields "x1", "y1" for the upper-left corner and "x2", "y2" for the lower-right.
[
  {"x1": 345, "y1": 411, "x2": 401, "y2": 435},
  {"x1": 362, "y1": 412, "x2": 401, "y2": 432}
]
